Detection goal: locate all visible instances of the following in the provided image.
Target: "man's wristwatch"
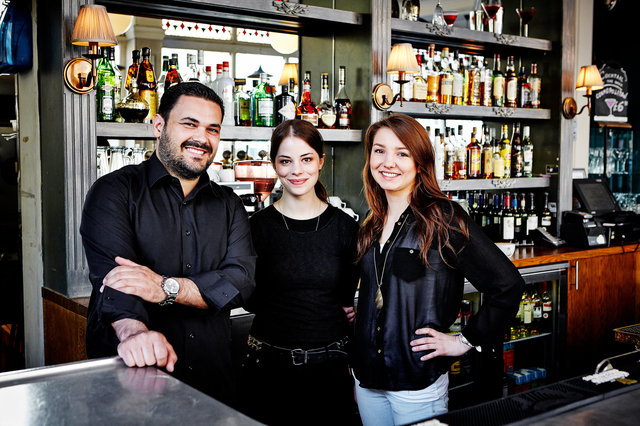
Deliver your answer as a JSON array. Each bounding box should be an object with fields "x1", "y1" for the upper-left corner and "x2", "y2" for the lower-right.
[
  {"x1": 159, "y1": 276, "x2": 180, "y2": 306},
  {"x1": 458, "y1": 333, "x2": 482, "y2": 352}
]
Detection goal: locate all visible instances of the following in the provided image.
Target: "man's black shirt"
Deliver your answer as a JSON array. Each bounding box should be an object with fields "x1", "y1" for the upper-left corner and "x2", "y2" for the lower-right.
[{"x1": 80, "y1": 153, "x2": 256, "y2": 402}]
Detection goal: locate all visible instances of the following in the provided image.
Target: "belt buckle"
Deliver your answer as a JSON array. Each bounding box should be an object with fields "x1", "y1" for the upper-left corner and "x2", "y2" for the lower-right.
[
  {"x1": 291, "y1": 349, "x2": 307, "y2": 366},
  {"x1": 247, "y1": 335, "x2": 262, "y2": 351}
]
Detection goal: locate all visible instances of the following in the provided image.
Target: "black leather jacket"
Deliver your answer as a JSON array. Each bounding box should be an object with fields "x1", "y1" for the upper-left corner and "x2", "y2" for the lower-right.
[{"x1": 353, "y1": 203, "x2": 524, "y2": 391}]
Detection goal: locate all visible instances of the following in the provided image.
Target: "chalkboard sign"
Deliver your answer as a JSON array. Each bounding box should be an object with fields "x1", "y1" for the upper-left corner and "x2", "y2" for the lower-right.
[{"x1": 593, "y1": 64, "x2": 628, "y2": 122}]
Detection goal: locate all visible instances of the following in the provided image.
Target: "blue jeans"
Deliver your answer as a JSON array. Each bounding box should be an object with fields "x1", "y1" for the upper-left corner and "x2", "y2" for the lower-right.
[{"x1": 354, "y1": 377, "x2": 448, "y2": 426}]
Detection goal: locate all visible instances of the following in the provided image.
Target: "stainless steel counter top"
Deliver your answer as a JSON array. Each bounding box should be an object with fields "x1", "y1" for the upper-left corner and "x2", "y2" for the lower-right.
[{"x1": 0, "y1": 357, "x2": 261, "y2": 425}]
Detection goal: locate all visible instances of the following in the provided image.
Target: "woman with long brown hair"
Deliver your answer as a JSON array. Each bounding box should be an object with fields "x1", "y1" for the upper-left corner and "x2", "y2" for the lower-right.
[
  {"x1": 240, "y1": 120, "x2": 359, "y2": 425},
  {"x1": 352, "y1": 114, "x2": 523, "y2": 425}
]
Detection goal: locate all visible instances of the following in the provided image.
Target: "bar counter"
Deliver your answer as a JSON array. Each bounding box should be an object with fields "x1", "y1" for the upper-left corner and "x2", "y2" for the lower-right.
[{"x1": 509, "y1": 243, "x2": 640, "y2": 268}]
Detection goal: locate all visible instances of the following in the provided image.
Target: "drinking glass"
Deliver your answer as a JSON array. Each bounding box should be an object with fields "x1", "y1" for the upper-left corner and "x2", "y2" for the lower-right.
[
  {"x1": 432, "y1": 0, "x2": 445, "y2": 26},
  {"x1": 443, "y1": 11, "x2": 458, "y2": 27},
  {"x1": 482, "y1": 0, "x2": 502, "y2": 32},
  {"x1": 515, "y1": 6, "x2": 535, "y2": 37}
]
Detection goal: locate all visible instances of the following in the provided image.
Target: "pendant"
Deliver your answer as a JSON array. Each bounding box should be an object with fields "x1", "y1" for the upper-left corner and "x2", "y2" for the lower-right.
[{"x1": 375, "y1": 288, "x2": 383, "y2": 310}]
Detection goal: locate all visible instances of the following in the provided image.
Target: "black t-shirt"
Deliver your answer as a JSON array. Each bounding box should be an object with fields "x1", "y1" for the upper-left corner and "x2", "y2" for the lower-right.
[{"x1": 247, "y1": 204, "x2": 359, "y2": 348}]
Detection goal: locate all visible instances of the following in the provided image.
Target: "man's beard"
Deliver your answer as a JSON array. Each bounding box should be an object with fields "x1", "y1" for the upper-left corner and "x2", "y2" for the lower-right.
[{"x1": 157, "y1": 128, "x2": 214, "y2": 180}]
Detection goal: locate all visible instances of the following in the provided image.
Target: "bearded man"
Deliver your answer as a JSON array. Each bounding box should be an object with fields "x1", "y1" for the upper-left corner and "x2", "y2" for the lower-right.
[{"x1": 80, "y1": 82, "x2": 255, "y2": 404}]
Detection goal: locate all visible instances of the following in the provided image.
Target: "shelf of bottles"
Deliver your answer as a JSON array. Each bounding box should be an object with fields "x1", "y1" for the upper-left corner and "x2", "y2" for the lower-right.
[
  {"x1": 388, "y1": 103, "x2": 550, "y2": 120},
  {"x1": 437, "y1": 176, "x2": 549, "y2": 192},
  {"x1": 95, "y1": 122, "x2": 362, "y2": 143},
  {"x1": 391, "y1": 18, "x2": 552, "y2": 52}
]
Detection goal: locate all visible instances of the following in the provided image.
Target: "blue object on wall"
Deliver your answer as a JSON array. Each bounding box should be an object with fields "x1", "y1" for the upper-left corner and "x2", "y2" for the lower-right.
[{"x1": 0, "y1": 1, "x2": 33, "y2": 73}]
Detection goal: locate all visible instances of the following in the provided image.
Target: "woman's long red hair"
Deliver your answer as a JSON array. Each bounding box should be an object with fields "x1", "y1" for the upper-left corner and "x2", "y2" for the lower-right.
[{"x1": 357, "y1": 114, "x2": 469, "y2": 266}]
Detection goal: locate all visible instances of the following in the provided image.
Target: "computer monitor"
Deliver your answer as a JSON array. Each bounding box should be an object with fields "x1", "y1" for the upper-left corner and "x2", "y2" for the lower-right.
[{"x1": 572, "y1": 178, "x2": 620, "y2": 215}]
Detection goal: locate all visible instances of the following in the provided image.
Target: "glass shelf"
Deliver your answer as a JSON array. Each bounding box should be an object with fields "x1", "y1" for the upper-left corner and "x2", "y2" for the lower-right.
[
  {"x1": 438, "y1": 177, "x2": 551, "y2": 192},
  {"x1": 388, "y1": 102, "x2": 551, "y2": 120},
  {"x1": 391, "y1": 18, "x2": 552, "y2": 52},
  {"x1": 96, "y1": 122, "x2": 362, "y2": 143}
]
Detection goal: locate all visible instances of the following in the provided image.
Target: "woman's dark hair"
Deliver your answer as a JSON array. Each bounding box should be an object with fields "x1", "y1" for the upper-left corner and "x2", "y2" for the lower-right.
[
  {"x1": 357, "y1": 114, "x2": 469, "y2": 266},
  {"x1": 270, "y1": 120, "x2": 328, "y2": 202},
  {"x1": 158, "y1": 82, "x2": 224, "y2": 121}
]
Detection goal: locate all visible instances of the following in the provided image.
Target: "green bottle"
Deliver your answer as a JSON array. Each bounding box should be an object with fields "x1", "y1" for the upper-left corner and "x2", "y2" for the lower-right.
[
  {"x1": 251, "y1": 73, "x2": 274, "y2": 127},
  {"x1": 96, "y1": 47, "x2": 116, "y2": 122}
]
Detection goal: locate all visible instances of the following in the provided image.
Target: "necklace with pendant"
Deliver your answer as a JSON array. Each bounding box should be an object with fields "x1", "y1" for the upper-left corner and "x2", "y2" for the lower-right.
[
  {"x1": 278, "y1": 201, "x2": 322, "y2": 232},
  {"x1": 373, "y1": 214, "x2": 408, "y2": 310}
]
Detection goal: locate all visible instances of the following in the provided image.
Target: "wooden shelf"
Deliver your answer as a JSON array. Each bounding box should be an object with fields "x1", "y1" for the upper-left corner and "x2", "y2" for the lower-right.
[
  {"x1": 388, "y1": 102, "x2": 551, "y2": 120},
  {"x1": 97, "y1": 0, "x2": 363, "y2": 31},
  {"x1": 391, "y1": 18, "x2": 552, "y2": 52},
  {"x1": 96, "y1": 122, "x2": 362, "y2": 143},
  {"x1": 438, "y1": 177, "x2": 550, "y2": 192}
]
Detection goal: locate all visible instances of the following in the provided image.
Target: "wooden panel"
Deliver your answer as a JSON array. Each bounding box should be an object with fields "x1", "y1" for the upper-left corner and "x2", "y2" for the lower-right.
[
  {"x1": 42, "y1": 288, "x2": 88, "y2": 366},
  {"x1": 510, "y1": 244, "x2": 640, "y2": 268},
  {"x1": 566, "y1": 252, "x2": 637, "y2": 375}
]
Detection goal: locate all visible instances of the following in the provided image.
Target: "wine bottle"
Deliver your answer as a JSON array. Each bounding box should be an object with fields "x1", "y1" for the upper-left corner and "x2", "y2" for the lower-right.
[
  {"x1": 234, "y1": 79, "x2": 251, "y2": 126},
  {"x1": 511, "y1": 123, "x2": 524, "y2": 178},
  {"x1": 505, "y1": 56, "x2": 518, "y2": 108},
  {"x1": 529, "y1": 64, "x2": 542, "y2": 108},
  {"x1": 492, "y1": 54, "x2": 505, "y2": 107},
  {"x1": 523, "y1": 125, "x2": 534, "y2": 177},
  {"x1": 335, "y1": 66, "x2": 352, "y2": 129},
  {"x1": 466, "y1": 126, "x2": 482, "y2": 179}
]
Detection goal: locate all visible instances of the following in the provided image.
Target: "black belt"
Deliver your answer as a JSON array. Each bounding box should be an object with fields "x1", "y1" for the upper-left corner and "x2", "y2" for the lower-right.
[{"x1": 247, "y1": 335, "x2": 349, "y2": 366}]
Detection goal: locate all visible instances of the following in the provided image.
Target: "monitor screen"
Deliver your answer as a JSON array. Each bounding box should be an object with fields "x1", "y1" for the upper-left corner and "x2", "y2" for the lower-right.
[{"x1": 573, "y1": 179, "x2": 620, "y2": 214}]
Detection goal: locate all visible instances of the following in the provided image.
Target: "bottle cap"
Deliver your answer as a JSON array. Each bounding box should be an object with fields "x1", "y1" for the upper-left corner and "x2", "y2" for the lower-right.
[
  {"x1": 205, "y1": 66, "x2": 212, "y2": 72},
  {"x1": 141, "y1": 47, "x2": 151, "y2": 57}
]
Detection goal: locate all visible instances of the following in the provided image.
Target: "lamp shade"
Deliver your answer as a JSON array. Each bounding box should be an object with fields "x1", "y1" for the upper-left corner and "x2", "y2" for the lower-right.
[
  {"x1": 108, "y1": 13, "x2": 134, "y2": 36},
  {"x1": 278, "y1": 63, "x2": 298, "y2": 86},
  {"x1": 270, "y1": 32, "x2": 299, "y2": 55},
  {"x1": 576, "y1": 65, "x2": 604, "y2": 91},
  {"x1": 386, "y1": 43, "x2": 420, "y2": 74},
  {"x1": 71, "y1": 5, "x2": 117, "y2": 46}
]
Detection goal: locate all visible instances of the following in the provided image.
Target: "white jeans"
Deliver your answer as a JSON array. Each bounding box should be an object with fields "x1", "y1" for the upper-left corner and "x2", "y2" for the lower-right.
[{"x1": 354, "y1": 374, "x2": 449, "y2": 426}]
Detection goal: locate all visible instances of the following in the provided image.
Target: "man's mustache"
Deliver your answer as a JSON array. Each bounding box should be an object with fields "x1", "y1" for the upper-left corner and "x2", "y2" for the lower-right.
[{"x1": 181, "y1": 140, "x2": 212, "y2": 154}]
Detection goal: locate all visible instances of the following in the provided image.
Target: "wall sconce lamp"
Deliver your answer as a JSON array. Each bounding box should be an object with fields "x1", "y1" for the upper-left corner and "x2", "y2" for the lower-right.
[
  {"x1": 63, "y1": 5, "x2": 117, "y2": 94},
  {"x1": 562, "y1": 65, "x2": 604, "y2": 119},
  {"x1": 372, "y1": 43, "x2": 420, "y2": 110},
  {"x1": 278, "y1": 63, "x2": 299, "y2": 87}
]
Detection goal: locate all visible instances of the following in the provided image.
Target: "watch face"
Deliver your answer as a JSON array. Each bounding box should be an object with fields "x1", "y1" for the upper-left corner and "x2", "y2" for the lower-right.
[{"x1": 164, "y1": 278, "x2": 180, "y2": 294}]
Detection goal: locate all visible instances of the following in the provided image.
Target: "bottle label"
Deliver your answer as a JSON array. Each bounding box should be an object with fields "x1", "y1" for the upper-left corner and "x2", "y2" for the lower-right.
[
  {"x1": 506, "y1": 79, "x2": 517, "y2": 102},
  {"x1": 440, "y1": 76, "x2": 453, "y2": 96},
  {"x1": 100, "y1": 93, "x2": 113, "y2": 114},
  {"x1": 526, "y1": 215, "x2": 538, "y2": 234},
  {"x1": 468, "y1": 149, "x2": 481, "y2": 176},
  {"x1": 338, "y1": 113, "x2": 350, "y2": 127},
  {"x1": 483, "y1": 150, "x2": 493, "y2": 175},
  {"x1": 482, "y1": 79, "x2": 492, "y2": 106},
  {"x1": 493, "y1": 157, "x2": 505, "y2": 178},
  {"x1": 503, "y1": 216, "x2": 515, "y2": 240},
  {"x1": 444, "y1": 151, "x2": 455, "y2": 178},
  {"x1": 239, "y1": 99, "x2": 250, "y2": 119},
  {"x1": 493, "y1": 76, "x2": 505, "y2": 97},
  {"x1": 146, "y1": 70, "x2": 154, "y2": 82},
  {"x1": 413, "y1": 79, "x2": 428, "y2": 101},
  {"x1": 523, "y1": 307, "x2": 533, "y2": 324},
  {"x1": 541, "y1": 216, "x2": 552, "y2": 227},
  {"x1": 140, "y1": 90, "x2": 157, "y2": 120},
  {"x1": 530, "y1": 79, "x2": 541, "y2": 106},
  {"x1": 427, "y1": 75, "x2": 439, "y2": 100},
  {"x1": 320, "y1": 112, "x2": 337, "y2": 127},
  {"x1": 278, "y1": 102, "x2": 296, "y2": 120},
  {"x1": 257, "y1": 98, "x2": 274, "y2": 119},
  {"x1": 533, "y1": 306, "x2": 542, "y2": 319},
  {"x1": 452, "y1": 74, "x2": 464, "y2": 97},
  {"x1": 300, "y1": 113, "x2": 318, "y2": 126}
]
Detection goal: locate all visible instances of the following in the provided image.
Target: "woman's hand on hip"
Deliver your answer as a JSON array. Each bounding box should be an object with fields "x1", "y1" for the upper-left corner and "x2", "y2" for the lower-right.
[{"x1": 410, "y1": 327, "x2": 471, "y2": 361}]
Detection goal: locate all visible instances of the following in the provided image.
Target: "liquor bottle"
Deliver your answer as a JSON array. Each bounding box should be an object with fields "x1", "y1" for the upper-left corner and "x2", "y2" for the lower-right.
[
  {"x1": 234, "y1": 79, "x2": 251, "y2": 126},
  {"x1": 165, "y1": 57, "x2": 182, "y2": 89},
  {"x1": 401, "y1": 0, "x2": 419, "y2": 21},
  {"x1": 522, "y1": 125, "x2": 534, "y2": 177},
  {"x1": 492, "y1": 129, "x2": 505, "y2": 179},
  {"x1": 439, "y1": 48, "x2": 454, "y2": 104},
  {"x1": 335, "y1": 66, "x2": 352, "y2": 129},
  {"x1": 481, "y1": 58, "x2": 493, "y2": 107},
  {"x1": 512, "y1": 195, "x2": 522, "y2": 245},
  {"x1": 532, "y1": 287, "x2": 542, "y2": 326},
  {"x1": 454, "y1": 126, "x2": 467, "y2": 180},
  {"x1": 540, "y1": 192, "x2": 552, "y2": 229},
  {"x1": 529, "y1": 63, "x2": 542, "y2": 108},
  {"x1": 468, "y1": 57, "x2": 482, "y2": 106},
  {"x1": 522, "y1": 289, "x2": 534, "y2": 327},
  {"x1": 499, "y1": 124, "x2": 512, "y2": 178},
  {"x1": 517, "y1": 65, "x2": 530, "y2": 108},
  {"x1": 505, "y1": 56, "x2": 518, "y2": 108},
  {"x1": 251, "y1": 73, "x2": 274, "y2": 127},
  {"x1": 218, "y1": 61, "x2": 236, "y2": 126},
  {"x1": 481, "y1": 192, "x2": 492, "y2": 229},
  {"x1": 392, "y1": 0, "x2": 400, "y2": 18},
  {"x1": 317, "y1": 73, "x2": 336, "y2": 128},
  {"x1": 501, "y1": 192, "x2": 515, "y2": 243},
  {"x1": 203, "y1": 66, "x2": 213, "y2": 89},
  {"x1": 452, "y1": 53, "x2": 465, "y2": 105},
  {"x1": 137, "y1": 47, "x2": 158, "y2": 122},
  {"x1": 96, "y1": 47, "x2": 116, "y2": 122},
  {"x1": 519, "y1": 193, "x2": 528, "y2": 244},
  {"x1": 212, "y1": 63, "x2": 223, "y2": 94},
  {"x1": 125, "y1": 49, "x2": 140, "y2": 92},
  {"x1": 197, "y1": 50, "x2": 205, "y2": 80},
  {"x1": 467, "y1": 126, "x2": 482, "y2": 179},
  {"x1": 275, "y1": 81, "x2": 296, "y2": 125},
  {"x1": 526, "y1": 192, "x2": 538, "y2": 242},
  {"x1": 426, "y1": 44, "x2": 440, "y2": 103},
  {"x1": 511, "y1": 123, "x2": 524, "y2": 178},
  {"x1": 434, "y1": 128, "x2": 445, "y2": 181},
  {"x1": 516, "y1": 289, "x2": 526, "y2": 325},
  {"x1": 185, "y1": 53, "x2": 200, "y2": 81},
  {"x1": 541, "y1": 282, "x2": 553, "y2": 331},
  {"x1": 108, "y1": 47, "x2": 122, "y2": 108},
  {"x1": 157, "y1": 56, "x2": 170, "y2": 101},
  {"x1": 492, "y1": 54, "x2": 505, "y2": 107},
  {"x1": 491, "y1": 193, "x2": 501, "y2": 241},
  {"x1": 461, "y1": 55, "x2": 470, "y2": 105},
  {"x1": 296, "y1": 71, "x2": 319, "y2": 126},
  {"x1": 481, "y1": 126, "x2": 493, "y2": 179},
  {"x1": 412, "y1": 55, "x2": 428, "y2": 102},
  {"x1": 444, "y1": 127, "x2": 455, "y2": 180}
]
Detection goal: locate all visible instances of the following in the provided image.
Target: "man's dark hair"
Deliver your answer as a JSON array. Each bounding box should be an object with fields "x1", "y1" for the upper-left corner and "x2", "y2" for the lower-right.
[{"x1": 157, "y1": 82, "x2": 224, "y2": 122}]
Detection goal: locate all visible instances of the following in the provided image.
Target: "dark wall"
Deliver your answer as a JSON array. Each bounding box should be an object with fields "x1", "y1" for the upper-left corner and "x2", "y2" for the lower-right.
[{"x1": 592, "y1": 0, "x2": 640, "y2": 127}]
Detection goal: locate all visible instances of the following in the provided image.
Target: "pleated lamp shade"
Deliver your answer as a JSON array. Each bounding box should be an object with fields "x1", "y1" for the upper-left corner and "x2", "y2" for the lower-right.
[
  {"x1": 576, "y1": 65, "x2": 604, "y2": 91},
  {"x1": 71, "y1": 5, "x2": 117, "y2": 47},
  {"x1": 386, "y1": 43, "x2": 420, "y2": 75},
  {"x1": 278, "y1": 63, "x2": 299, "y2": 86}
]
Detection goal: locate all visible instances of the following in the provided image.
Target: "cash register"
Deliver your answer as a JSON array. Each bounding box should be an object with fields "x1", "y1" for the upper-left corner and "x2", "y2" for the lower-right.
[{"x1": 561, "y1": 178, "x2": 640, "y2": 247}]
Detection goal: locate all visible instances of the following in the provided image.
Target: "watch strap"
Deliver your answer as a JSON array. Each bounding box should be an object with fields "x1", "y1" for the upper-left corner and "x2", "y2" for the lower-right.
[{"x1": 159, "y1": 276, "x2": 178, "y2": 306}]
